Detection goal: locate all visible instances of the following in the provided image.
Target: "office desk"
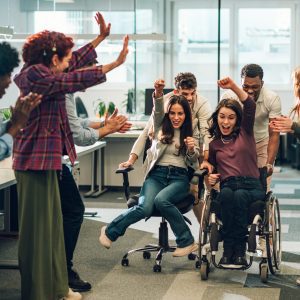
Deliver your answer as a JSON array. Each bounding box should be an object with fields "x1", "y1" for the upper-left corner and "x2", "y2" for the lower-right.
[
  {"x1": 65, "y1": 140, "x2": 107, "y2": 197},
  {"x1": 0, "y1": 167, "x2": 19, "y2": 269}
]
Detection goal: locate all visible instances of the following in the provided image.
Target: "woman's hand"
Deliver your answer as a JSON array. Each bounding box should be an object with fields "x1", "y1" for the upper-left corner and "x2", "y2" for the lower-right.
[
  {"x1": 269, "y1": 116, "x2": 294, "y2": 133},
  {"x1": 184, "y1": 136, "x2": 195, "y2": 154},
  {"x1": 119, "y1": 153, "x2": 138, "y2": 168},
  {"x1": 200, "y1": 160, "x2": 214, "y2": 174},
  {"x1": 218, "y1": 76, "x2": 248, "y2": 101},
  {"x1": 208, "y1": 173, "x2": 220, "y2": 187},
  {"x1": 95, "y1": 11, "x2": 111, "y2": 41},
  {"x1": 154, "y1": 79, "x2": 165, "y2": 98},
  {"x1": 115, "y1": 35, "x2": 129, "y2": 66}
]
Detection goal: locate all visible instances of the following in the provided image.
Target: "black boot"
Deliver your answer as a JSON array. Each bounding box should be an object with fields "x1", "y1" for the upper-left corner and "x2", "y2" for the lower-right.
[{"x1": 68, "y1": 268, "x2": 92, "y2": 292}]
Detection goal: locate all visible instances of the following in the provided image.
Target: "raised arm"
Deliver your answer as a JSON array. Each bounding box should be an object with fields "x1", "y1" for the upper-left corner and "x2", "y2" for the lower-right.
[
  {"x1": 218, "y1": 77, "x2": 255, "y2": 134},
  {"x1": 153, "y1": 79, "x2": 165, "y2": 132}
]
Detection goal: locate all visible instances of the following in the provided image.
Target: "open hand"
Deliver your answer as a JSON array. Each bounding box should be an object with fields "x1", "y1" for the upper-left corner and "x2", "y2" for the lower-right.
[
  {"x1": 95, "y1": 11, "x2": 111, "y2": 40},
  {"x1": 115, "y1": 35, "x2": 129, "y2": 66}
]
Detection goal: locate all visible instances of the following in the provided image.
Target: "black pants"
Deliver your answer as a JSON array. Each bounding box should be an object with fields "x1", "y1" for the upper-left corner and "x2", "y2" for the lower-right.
[
  {"x1": 57, "y1": 164, "x2": 85, "y2": 271},
  {"x1": 219, "y1": 176, "x2": 265, "y2": 254}
]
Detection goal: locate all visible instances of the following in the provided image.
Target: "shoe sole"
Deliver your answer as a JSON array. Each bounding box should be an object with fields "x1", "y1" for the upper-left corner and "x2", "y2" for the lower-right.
[{"x1": 173, "y1": 243, "x2": 198, "y2": 257}]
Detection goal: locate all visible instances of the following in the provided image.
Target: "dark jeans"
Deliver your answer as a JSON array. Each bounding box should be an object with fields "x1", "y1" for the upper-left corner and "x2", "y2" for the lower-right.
[
  {"x1": 57, "y1": 164, "x2": 85, "y2": 271},
  {"x1": 219, "y1": 176, "x2": 265, "y2": 254}
]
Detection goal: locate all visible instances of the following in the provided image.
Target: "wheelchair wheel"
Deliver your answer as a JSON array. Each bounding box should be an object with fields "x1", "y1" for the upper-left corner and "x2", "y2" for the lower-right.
[
  {"x1": 265, "y1": 195, "x2": 281, "y2": 275},
  {"x1": 200, "y1": 261, "x2": 209, "y2": 280},
  {"x1": 259, "y1": 262, "x2": 268, "y2": 283}
]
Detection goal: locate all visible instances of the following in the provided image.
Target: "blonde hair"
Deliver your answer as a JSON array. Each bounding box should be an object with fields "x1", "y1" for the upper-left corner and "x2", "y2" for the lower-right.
[{"x1": 290, "y1": 66, "x2": 300, "y2": 118}]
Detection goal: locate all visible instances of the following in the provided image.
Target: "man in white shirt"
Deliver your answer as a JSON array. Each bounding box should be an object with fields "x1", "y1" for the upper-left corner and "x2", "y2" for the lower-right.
[{"x1": 221, "y1": 64, "x2": 281, "y2": 190}]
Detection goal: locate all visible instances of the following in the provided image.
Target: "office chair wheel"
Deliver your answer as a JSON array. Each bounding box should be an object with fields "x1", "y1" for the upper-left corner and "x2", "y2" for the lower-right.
[
  {"x1": 195, "y1": 260, "x2": 201, "y2": 269},
  {"x1": 200, "y1": 261, "x2": 209, "y2": 280},
  {"x1": 188, "y1": 253, "x2": 196, "y2": 260},
  {"x1": 260, "y1": 263, "x2": 268, "y2": 283},
  {"x1": 143, "y1": 251, "x2": 151, "y2": 259},
  {"x1": 153, "y1": 264, "x2": 161, "y2": 273},
  {"x1": 121, "y1": 258, "x2": 129, "y2": 267}
]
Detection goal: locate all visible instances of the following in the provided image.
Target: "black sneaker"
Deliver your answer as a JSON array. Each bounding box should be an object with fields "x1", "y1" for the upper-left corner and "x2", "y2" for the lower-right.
[
  {"x1": 233, "y1": 256, "x2": 247, "y2": 266},
  {"x1": 68, "y1": 269, "x2": 92, "y2": 292},
  {"x1": 219, "y1": 256, "x2": 232, "y2": 265}
]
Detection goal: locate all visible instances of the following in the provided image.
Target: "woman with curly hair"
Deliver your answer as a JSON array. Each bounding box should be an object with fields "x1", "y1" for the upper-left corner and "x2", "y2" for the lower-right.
[
  {"x1": 13, "y1": 18, "x2": 129, "y2": 299},
  {"x1": 270, "y1": 66, "x2": 300, "y2": 286},
  {"x1": 206, "y1": 77, "x2": 265, "y2": 267}
]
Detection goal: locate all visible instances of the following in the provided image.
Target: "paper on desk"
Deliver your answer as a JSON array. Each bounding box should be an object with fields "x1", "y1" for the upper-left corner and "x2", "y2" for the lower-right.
[{"x1": 0, "y1": 156, "x2": 13, "y2": 169}]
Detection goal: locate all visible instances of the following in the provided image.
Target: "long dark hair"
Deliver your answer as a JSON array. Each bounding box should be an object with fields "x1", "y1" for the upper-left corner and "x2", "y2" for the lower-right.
[
  {"x1": 290, "y1": 66, "x2": 300, "y2": 119},
  {"x1": 208, "y1": 98, "x2": 243, "y2": 140},
  {"x1": 160, "y1": 95, "x2": 193, "y2": 155}
]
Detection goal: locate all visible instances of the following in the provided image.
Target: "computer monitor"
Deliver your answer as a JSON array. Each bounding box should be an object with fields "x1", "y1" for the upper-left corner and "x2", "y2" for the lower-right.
[{"x1": 144, "y1": 88, "x2": 174, "y2": 115}]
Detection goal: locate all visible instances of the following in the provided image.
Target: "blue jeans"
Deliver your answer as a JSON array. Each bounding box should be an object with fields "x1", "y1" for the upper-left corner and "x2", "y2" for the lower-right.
[{"x1": 106, "y1": 165, "x2": 194, "y2": 247}]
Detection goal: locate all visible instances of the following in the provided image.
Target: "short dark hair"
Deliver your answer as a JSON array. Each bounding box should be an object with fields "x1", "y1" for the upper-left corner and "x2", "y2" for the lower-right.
[
  {"x1": 0, "y1": 42, "x2": 20, "y2": 76},
  {"x1": 241, "y1": 64, "x2": 264, "y2": 80},
  {"x1": 174, "y1": 72, "x2": 197, "y2": 90},
  {"x1": 208, "y1": 98, "x2": 243, "y2": 140}
]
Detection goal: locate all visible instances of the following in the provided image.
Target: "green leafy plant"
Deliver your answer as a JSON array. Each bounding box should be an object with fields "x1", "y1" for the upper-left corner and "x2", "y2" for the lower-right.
[
  {"x1": 0, "y1": 108, "x2": 12, "y2": 121},
  {"x1": 97, "y1": 101, "x2": 115, "y2": 117}
]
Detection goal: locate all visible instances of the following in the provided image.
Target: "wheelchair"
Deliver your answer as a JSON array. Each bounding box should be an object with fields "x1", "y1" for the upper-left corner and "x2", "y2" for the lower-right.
[
  {"x1": 115, "y1": 166, "x2": 208, "y2": 272},
  {"x1": 196, "y1": 168, "x2": 281, "y2": 283}
]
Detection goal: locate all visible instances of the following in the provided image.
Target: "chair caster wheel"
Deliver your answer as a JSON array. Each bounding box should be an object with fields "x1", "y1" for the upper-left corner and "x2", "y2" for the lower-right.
[
  {"x1": 121, "y1": 258, "x2": 129, "y2": 266},
  {"x1": 195, "y1": 260, "x2": 201, "y2": 269},
  {"x1": 260, "y1": 263, "x2": 268, "y2": 283},
  {"x1": 153, "y1": 264, "x2": 161, "y2": 272},
  {"x1": 188, "y1": 253, "x2": 196, "y2": 260},
  {"x1": 143, "y1": 251, "x2": 151, "y2": 259},
  {"x1": 200, "y1": 262, "x2": 209, "y2": 280}
]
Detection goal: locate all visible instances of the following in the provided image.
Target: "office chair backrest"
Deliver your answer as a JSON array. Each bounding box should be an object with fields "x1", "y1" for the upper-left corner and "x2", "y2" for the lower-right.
[{"x1": 75, "y1": 96, "x2": 89, "y2": 118}]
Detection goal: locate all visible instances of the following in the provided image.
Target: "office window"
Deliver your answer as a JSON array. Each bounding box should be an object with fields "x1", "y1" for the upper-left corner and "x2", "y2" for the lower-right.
[
  {"x1": 176, "y1": 8, "x2": 230, "y2": 84},
  {"x1": 238, "y1": 8, "x2": 291, "y2": 84}
]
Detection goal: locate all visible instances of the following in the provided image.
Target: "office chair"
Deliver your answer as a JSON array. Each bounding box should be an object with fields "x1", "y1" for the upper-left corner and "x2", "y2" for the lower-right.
[
  {"x1": 116, "y1": 166, "x2": 207, "y2": 272},
  {"x1": 75, "y1": 96, "x2": 89, "y2": 118}
]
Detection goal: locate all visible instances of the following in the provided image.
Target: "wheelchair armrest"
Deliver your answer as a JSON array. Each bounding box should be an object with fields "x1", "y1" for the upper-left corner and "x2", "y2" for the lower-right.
[
  {"x1": 116, "y1": 166, "x2": 134, "y2": 174},
  {"x1": 193, "y1": 168, "x2": 209, "y2": 178}
]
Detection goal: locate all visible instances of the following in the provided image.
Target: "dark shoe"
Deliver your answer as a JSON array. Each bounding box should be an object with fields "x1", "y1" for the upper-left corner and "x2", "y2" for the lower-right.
[
  {"x1": 233, "y1": 256, "x2": 247, "y2": 266},
  {"x1": 68, "y1": 269, "x2": 92, "y2": 292},
  {"x1": 219, "y1": 256, "x2": 232, "y2": 265}
]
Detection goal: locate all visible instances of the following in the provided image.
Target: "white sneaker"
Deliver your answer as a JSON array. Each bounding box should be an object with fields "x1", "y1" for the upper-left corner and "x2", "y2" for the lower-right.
[{"x1": 61, "y1": 288, "x2": 82, "y2": 300}]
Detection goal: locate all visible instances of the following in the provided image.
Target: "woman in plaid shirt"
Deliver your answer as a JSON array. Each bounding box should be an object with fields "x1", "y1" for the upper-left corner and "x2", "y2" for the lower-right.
[{"x1": 13, "y1": 26, "x2": 128, "y2": 300}]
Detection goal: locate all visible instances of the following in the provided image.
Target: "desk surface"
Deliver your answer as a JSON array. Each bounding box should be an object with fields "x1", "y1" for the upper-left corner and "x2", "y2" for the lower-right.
[
  {"x1": 0, "y1": 169, "x2": 16, "y2": 190},
  {"x1": 106, "y1": 130, "x2": 142, "y2": 139},
  {"x1": 75, "y1": 140, "x2": 106, "y2": 157}
]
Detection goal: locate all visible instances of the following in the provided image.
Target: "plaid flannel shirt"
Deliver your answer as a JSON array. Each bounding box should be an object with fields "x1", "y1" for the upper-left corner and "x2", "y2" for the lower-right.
[{"x1": 13, "y1": 43, "x2": 106, "y2": 170}]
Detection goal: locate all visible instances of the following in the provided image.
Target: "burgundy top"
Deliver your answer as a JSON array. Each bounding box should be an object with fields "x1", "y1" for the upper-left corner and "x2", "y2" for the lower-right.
[{"x1": 208, "y1": 97, "x2": 259, "y2": 182}]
